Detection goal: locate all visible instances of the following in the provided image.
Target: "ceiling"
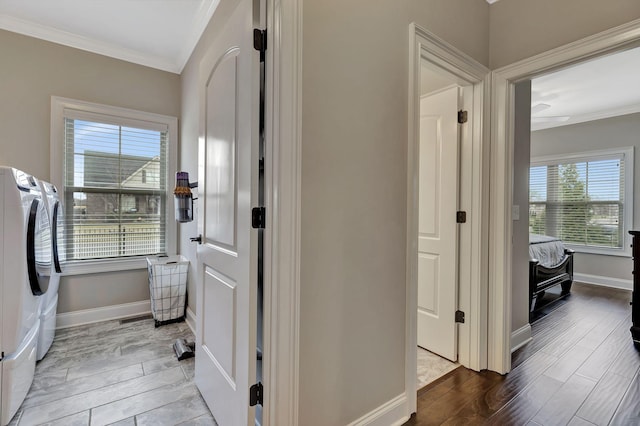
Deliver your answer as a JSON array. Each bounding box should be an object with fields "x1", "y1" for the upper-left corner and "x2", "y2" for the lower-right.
[
  {"x1": 0, "y1": 0, "x2": 500, "y2": 75},
  {"x1": 421, "y1": 46, "x2": 640, "y2": 133},
  {"x1": 531, "y1": 46, "x2": 640, "y2": 131},
  {"x1": 0, "y1": 0, "x2": 218, "y2": 74}
]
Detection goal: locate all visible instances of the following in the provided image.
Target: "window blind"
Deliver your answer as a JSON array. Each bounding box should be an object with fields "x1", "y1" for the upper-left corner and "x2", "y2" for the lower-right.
[
  {"x1": 529, "y1": 154, "x2": 625, "y2": 249},
  {"x1": 63, "y1": 117, "x2": 168, "y2": 261}
]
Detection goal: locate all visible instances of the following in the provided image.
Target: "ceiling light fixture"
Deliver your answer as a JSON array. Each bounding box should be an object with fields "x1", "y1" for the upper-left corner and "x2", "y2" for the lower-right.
[
  {"x1": 531, "y1": 103, "x2": 551, "y2": 115},
  {"x1": 531, "y1": 116, "x2": 571, "y2": 123}
]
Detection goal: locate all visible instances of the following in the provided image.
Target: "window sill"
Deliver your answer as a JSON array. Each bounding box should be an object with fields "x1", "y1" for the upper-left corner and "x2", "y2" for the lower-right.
[
  {"x1": 565, "y1": 244, "x2": 631, "y2": 258},
  {"x1": 61, "y1": 256, "x2": 157, "y2": 276}
]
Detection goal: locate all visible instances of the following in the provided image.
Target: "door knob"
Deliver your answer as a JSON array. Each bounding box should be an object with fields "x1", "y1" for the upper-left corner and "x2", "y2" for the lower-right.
[{"x1": 190, "y1": 235, "x2": 202, "y2": 244}]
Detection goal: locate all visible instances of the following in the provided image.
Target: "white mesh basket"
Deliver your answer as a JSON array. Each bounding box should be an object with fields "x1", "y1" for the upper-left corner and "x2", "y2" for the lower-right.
[{"x1": 147, "y1": 255, "x2": 188, "y2": 326}]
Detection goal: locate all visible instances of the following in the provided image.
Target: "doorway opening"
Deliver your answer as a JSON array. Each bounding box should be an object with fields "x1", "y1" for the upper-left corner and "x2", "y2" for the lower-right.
[
  {"x1": 490, "y1": 20, "x2": 640, "y2": 375},
  {"x1": 510, "y1": 46, "x2": 639, "y2": 362},
  {"x1": 415, "y1": 63, "x2": 464, "y2": 389},
  {"x1": 406, "y1": 23, "x2": 490, "y2": 415}
]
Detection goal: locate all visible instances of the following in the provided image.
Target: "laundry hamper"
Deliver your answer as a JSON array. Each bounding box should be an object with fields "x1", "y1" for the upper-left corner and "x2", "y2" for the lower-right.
[{"x1": 147, "y1": 255, "x2": 189, "y2": 327}]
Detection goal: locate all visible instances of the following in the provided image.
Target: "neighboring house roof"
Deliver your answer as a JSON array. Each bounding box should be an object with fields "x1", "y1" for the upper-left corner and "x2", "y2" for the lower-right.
[
  {"x1": 121, "y1": 156, "x2": 161, "y2": 188},
  {"x1": 83, "y1": 151, "x2": 159, "y2": 188}
]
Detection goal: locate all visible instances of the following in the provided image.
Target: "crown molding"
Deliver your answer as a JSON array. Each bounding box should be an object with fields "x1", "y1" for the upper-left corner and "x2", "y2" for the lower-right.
[
  {"x1": 175, "y1": 0, "x2": 220, "y2": 73},
  {"x1": 0, "y1": 13, "x2": 184, "y2": 74}
]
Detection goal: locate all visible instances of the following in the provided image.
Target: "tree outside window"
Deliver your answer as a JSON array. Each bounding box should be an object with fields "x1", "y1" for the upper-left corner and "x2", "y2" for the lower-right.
[{"x1": 529, "y1": 149, "x2": 631, "y2": 254}]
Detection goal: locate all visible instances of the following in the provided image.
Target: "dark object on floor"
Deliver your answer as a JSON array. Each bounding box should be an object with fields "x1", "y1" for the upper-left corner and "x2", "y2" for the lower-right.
[
  {"x1": 529, "y1": 248, "x2": 574, "y2": 322},
  {"x1": 155, "y1": 316, "x2": 186, "y2": 328},
  {"x1": 530, "y1": 286, "x2": 571, "y2": 323},
  {"x1": 173, "y1": 338, "x2": 196, "y2": 360},
  {"x1": 629, "y1": 230, "x2": 640, "y2": 349}
]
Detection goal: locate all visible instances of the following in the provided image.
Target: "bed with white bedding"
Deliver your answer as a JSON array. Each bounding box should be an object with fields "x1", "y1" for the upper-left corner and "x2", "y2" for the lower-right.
[{"x1": 529, "y1": 234, "x2": 574, "y2": 320}]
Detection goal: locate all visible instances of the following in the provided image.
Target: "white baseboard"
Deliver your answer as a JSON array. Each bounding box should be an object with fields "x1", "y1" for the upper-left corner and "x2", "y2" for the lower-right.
[
  {"x1": 56, "y1": 300, "x2": 151, "y2": 329},
  {"x1": 574, "y1": 273, "x2": 632, "y2": 291},
  {"x1": 511, "y1": 324, "x2": 532, "y2": 353},
  {"x1": 185, "y1": 306, "x2": 196, "y2": 334},
  {"x1": 346, "y1": 393, "x2": 409, "y2": 426}
]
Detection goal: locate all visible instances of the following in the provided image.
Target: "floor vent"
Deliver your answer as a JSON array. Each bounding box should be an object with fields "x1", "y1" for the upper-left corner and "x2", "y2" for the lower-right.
[{"x1": 119, "y1": 314, "x2": 153, "y2": 324}]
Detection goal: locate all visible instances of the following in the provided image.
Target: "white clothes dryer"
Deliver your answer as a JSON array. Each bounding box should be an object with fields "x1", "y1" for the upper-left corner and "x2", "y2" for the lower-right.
[
  {"x1": 0, "y1": 167, "x2": 51, "y2": 426},
  {"x1": 36, "y1": 180, "x2": 63, "y2": 361}
]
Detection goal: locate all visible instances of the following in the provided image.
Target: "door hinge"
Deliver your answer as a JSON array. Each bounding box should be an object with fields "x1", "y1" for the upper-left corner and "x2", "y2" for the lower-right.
[
  {"x1": 253, "y1": 29, "x2": 267, "y2": 61},
  {"x1": 455, "y1": 310, "x2": 465, "y2": 323},
  {"x1": 250, "y1": 382, "x2": 263, "y2": 406},
  {"x1": 456, "y1": 211, "x2": 467, "y2": 224},
  {"x1": 252, "y1": 207, "x2": 266, "y2": 229},
  {"x1": 458, "y1": 110, "x2": 468, "y2": 124}
]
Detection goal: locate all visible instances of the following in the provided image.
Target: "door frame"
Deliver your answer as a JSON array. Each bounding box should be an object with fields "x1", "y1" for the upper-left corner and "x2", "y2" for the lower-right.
[
  {"x1": 407, "y1": 23, "x2": 490, "y2": 413},
  {"x1": 489, "y1": 18, "x2": 640, "y2": 374},
  {"x1": 262, "y1": 0, "x2": 302, "y2": 424}
]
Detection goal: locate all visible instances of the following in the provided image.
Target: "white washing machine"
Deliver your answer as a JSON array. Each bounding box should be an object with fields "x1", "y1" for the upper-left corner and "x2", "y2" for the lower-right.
[
  {"x1": 0, "y1": 167, "x2": 51, "y2": 426},
  {"x1": 36, "y1": 180, "x2": 63, "y2": 361}
]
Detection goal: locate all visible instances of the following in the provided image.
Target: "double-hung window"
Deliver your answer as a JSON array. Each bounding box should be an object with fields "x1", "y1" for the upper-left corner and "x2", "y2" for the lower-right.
[
  {"x1": 51, "y1": 97, "x2": 177, "y2": 273},
  {"x1": 529, "y1": 147, "x2": 634, "y2": 256}
]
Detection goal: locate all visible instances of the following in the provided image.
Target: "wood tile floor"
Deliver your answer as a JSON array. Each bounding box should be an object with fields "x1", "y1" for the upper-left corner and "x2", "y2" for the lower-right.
[
  {"x1": 9, "y1": 317, "x2": 216, "y2": 426},
  {"x1": 405, "y1": 282, "x2": 640, "y2": 425}
]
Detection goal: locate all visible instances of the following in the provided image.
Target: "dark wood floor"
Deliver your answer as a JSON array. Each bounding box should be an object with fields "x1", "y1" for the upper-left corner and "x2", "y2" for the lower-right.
[{"x1": 405, "y1": 282, "x2": 640, "y2": 425}]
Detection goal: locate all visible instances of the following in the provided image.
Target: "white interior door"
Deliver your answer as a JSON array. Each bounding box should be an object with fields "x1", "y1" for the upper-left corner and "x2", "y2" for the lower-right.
[
  {"x1": 195, "y1": 0, "x2": 260, "y2": 424},
  {"x1": 417, "y1": 86, "x2": 460, "y2": 362}
]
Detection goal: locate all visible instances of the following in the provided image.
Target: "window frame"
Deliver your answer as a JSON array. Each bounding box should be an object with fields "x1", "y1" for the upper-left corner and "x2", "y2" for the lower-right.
[
  {"x1": 530, "y1": 147, "x2": 634, "y2": 257},
  {"x1": 51, "y1": 97, "x2": 178, "y2": 275}
]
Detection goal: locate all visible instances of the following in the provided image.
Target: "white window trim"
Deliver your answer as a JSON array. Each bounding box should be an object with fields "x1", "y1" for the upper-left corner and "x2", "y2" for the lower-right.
[
  {"x1": 51, "y1": 96, "x2": 178, "y2": 275},
  {"x1": 531, "y1": 146, "x2": 634, "y2": 257}
]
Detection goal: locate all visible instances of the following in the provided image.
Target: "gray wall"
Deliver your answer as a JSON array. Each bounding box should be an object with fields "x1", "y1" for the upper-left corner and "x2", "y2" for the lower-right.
[
  {"x1": 299, "y1": 1, "x2": 489, "y2": 424},
  {"x1": 531, "y1": 114, "x2": 640, "y2": 282},
  {"x1": 0, "y1": 29, "x2": 181, "y2": 313},
  {"x1": 489, "y1": 0, "x2": 640, "y2": 68},
  {"x1": 512, "y1": 81, "x2": 532, "y2": 333}
]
